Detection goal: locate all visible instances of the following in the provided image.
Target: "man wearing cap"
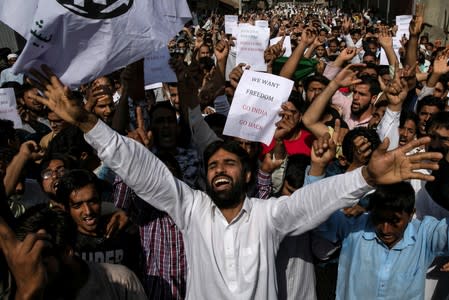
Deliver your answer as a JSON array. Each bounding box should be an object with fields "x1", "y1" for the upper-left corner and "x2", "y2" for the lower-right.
[{"x1": 0, "y1": 53, "x2": 24, "y2": 86}]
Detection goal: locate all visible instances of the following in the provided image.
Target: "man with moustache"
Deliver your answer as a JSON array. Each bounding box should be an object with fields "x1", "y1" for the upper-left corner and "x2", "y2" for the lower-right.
[{"x1": 28, "y1": 66, "x2": 441, "y2": 299}]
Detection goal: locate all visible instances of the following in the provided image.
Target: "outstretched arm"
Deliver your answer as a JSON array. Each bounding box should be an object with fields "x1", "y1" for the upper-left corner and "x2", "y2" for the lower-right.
[{"x1": 28, "y1": 66, "x2": 197, "y2": 229}]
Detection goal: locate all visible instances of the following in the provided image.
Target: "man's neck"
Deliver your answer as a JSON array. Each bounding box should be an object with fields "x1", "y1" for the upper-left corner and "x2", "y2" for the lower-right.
[{"x1": 220, "y1": 200, "x2": 245, "y2": 224}]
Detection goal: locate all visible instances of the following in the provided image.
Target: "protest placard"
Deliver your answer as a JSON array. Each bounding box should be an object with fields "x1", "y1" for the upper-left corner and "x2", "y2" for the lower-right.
[
  {"x1": 0, "y1": 88, "x2": 22, "y2": 129},
  {"x1": 144, "y1": 47, "x2": 177, "y2": 85},
  {"x1": 225, "y1": 15, "x2": 238, "y2": 35},
  {"x1": 223, "y1": 70, "x2": 293, "y2": 145},
  {"x1": 380, "y1": 36, "x2": 402, "y2": 66},
  {"x1": 235, "y1": 24, "x2": 270, "y2": 71},
  {"x1": 270, "y1": 36, "x2": 292, "y2": 57},
  {"x1": 255, "y1": 20, "x2": 269, "y2": 28},
  {"x1": 396, "y1": 15, "x2": 413, "y2": 39}
]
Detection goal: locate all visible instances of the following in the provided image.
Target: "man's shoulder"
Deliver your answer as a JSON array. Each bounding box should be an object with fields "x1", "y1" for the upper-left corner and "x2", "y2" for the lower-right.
[{"x1": 77, "y1": 262, "x2": 146, "y2": 300}]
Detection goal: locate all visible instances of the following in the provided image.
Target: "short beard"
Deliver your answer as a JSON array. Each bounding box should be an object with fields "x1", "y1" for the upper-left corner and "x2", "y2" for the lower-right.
[
  {"x1": 206, "y1": 175, "x2": 247, "y2": 209},
  {"x1": 351, "y1": 103, "x2": 370, "y2": 117}
]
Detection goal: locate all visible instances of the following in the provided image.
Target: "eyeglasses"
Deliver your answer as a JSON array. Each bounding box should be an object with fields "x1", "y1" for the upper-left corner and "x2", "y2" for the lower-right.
[{"x1": 41, "y1": 167, "x2": 65, "y2": 180}]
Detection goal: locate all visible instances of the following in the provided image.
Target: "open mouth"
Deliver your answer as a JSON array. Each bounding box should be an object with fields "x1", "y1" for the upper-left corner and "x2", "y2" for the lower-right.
[
  {"x1": 83, "y1": 216, "x2": 98, "y2": 227},
  {"x1": 212, "y1": 176, "x2": 232, "y2": 191}
]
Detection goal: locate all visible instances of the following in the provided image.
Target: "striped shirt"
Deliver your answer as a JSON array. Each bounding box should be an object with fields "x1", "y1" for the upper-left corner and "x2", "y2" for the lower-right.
[{"x1": 114, "y1": 179, "x2": 186, "y2": 300}]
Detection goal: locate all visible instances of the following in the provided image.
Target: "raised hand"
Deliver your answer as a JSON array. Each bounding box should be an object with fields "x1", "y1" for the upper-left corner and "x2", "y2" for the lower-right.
[
  {"x1": 229, "y1": 63, "x2": 249, "y2": 89},
  {"x1": 333, "y1": 63, "x2": 364, "y2": 87},
  {"x1": 311, "y1": 132, "x2": 336, "y2": 176},
  {"x1": 264, "y1": 35, "x2": 286, "y2": 65},
  {"x1": 0, "y1": 217, "x2": 51, "y2": 299},
  {"x1": 409, "y1": 3, "x2": 425, "y2": 36},
  {"x1": 274, "y1": 102, "x2": 298, "y2": 140},
  {"x1": 127, "y1": 106, "x2": 153, "y2": 148},
  {"x1": 300, "y1": 27, "x2": 318, "y2": 47},
  {"x1": 379, "y1": 64, "x2": 409, "y2": 108},
  {"x1": 335, "y1": 47, "x2": 358, "y2": 66},
  {"x1": 214, "y1": 38, "x2": 230, "y2": 64},
  {"x1": 28, "y1": 65, "x2": 98, "y2": 132},
  {"x1": 362, "y1": 136, "x2": 442, "y2": 186},
  {"x1": 432, "y1": 49, "x2": 449, "y2": 75},
  {"x1": 377, "y1": 26, "x2": 393, "y2": 50}
]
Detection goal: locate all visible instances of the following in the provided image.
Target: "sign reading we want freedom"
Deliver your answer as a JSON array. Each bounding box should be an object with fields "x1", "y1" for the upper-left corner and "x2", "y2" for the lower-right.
[{"x1": 223, "y1": 70, "x2": 293, "y2": 145}]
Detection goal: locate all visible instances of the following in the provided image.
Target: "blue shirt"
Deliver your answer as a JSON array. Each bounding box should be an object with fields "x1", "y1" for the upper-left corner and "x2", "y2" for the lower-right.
[{"x1": 316, "y1": 212, "x2": 449, "y2": 300}]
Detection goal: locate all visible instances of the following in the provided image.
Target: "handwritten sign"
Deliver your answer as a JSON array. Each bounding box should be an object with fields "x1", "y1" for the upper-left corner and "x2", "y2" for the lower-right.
[
  {"x1": 144, "y1": 47, "x2": 177, "y2": 85},
  {"x1": 223, "y1": 71, "x2": 293, "y2": 145},
  {"x1": 255, "y1": 20, "x2": 268, "y2": 28},
  {"x1": 225, "y1": 15, "x2": 238, "y2": 35},
  {"x1": 270, "y1": 36, "x2": 292, "y2": 57},
  {"x1": 396, "y1": 15, "x2": 413, "y2": 39},
  {"x1": 235, "y1": 24, "x2": 270, "y2": 72},
  {"x1": 0, "y1": 88, "x2": 22, "y2": 129}
]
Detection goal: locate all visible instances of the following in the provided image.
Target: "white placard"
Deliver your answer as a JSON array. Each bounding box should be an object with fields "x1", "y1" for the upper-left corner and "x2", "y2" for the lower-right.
[
  {"x1": 255, "y1": 20, "x2": 269, "y2": 28},
  {"x1": 380, "y1": 36, "x2": 402, "y2": 66},
  {"x1": 235, "y1": 24, "x2": 270, "y2": 72},
  {"x1": 270, "y1": 36, "x2": 292, "y2": 57},
  {"x1": 223, "y1": 70, "x2": 294, "y2": 145},
  {"x1": 144, "y1": 47, "x2": 177, "y2": 85},
  {"x1": 225, "y1": 15, "x2": 238, "y2": 35},
  {"x1": 396, "y1": 15, "x2": 412, "y2": 39},
  {"x1": 0, "y1": 88, "x2": 22, "y2": 129}
]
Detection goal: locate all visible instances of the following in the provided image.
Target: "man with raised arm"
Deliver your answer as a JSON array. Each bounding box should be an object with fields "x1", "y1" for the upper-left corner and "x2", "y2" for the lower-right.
[{"x1": 27, "y1": 66, "x2": 441, "y2": 299}]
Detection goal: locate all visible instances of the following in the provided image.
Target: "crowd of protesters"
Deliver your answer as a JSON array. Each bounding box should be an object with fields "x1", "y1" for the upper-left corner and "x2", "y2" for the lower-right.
[{"x1": 1, "y1": 2, "x2": 449, "y2": 300}]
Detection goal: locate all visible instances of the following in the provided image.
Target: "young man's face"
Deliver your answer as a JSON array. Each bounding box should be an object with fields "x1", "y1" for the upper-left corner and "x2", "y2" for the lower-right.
[
  {"x1": 68, "y1": 183, "x2": 101, "y2": 236},
  {"x1": 41, "y1": 159, "x2": 65, "y2": 197},
  {"x1": 351, "y1": 84, "x2": 374, "y2": 116},
  {"x1": 371, "y1": 209, "x2": 412, "y2": 248},
  {"x1": 206, "y1": 148, "x2": 250, "y2": 209},
  {"x1": 428, "y1": 126, "x2": 449, "y2": 159},
  {"x1": 306, "y1": 81, "x2": 325, "y2": 102},
  {"x1": 93, "y1": 96, "x2": 114, "y2": 124},
  {"x1": 398, "y1": 119, "x2": 417, "y2": 147},
  {"x1": 418, "y1": 105, "x2": 440, "y2": 136}
]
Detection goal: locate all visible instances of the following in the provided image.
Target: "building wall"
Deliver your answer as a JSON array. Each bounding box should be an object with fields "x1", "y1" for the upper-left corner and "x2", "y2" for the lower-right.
[{"x1": 0, "y1": 22, "x2": 18, "y2": 52}]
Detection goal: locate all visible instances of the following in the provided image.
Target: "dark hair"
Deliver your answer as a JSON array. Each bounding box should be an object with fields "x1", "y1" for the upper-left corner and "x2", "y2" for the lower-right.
[
  {"x1": 367, "y1": 182, "x2": 415, "y2": 214},
  {"x1": 357, "y1": 75, "x2": 381, "y2": 96},
  {"x1": 416, "y1": 96, "x2": 445, "y2": 114},
  {"x1": 399, "y1": 111, "x2": 419, "y2": 129},
  {"x1": 203, "y1": 140, "x2": 251, "y2": 176},
  {"x1": 303, "y1": 75, "x2": 330, "y2": 93},
  {"x1": 39, "y1": 153, "x2": 78, "y2": 185},
  {"x1": 288, "y1": 90, "x2": 307, "y2": 114},
  {"x1": 427, "y1": 111, "x2": 449, "y2": 131},
  {"x1": 342, "y1": 127, "x2": 381, "y2": 163},
  {"x1": 56, "y1": 169, "x2": 102, "y2": 209},
  {"x1": 0, "y1": 119, "x2": 15, "y2": 147},
  {"x1": 15, "y1": 204, "x2": 77, "y2": 251},
  {"x1": 45, "y1": 125, "x2": 95, "y2": 160},
  {"x1": 149, "y1": 101, "x2": 177, "y2": 125},
  {"x1": 284, "y1": 154, "x2": 310, "y2": 190}
]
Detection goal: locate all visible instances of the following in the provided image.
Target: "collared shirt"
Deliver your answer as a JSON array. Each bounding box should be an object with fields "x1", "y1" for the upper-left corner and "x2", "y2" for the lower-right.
[
  {"x1": 85, "y1": 120, "x2": 373, "y2": 299},
  {"x1": 316, "y1": 211, "x2": 449, "y2": 300},
  {"x1": 114, "y1": 178, "x2": 186, "y2": 300}
]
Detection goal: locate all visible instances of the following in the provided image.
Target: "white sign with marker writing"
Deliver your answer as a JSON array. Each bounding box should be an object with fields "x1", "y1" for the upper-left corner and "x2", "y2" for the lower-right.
[
  {"x1": 235, "y1": 24, "x2": 270, "y2": 71},
  {"x1": 144, "y1": 47, "x2": 177, "y2": 85},
  {"x1": 223, "y1": 70, "x2": 293, "y2": 145}
]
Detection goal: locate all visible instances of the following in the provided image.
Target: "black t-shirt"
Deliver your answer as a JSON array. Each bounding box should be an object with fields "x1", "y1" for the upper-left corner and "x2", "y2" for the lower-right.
[{"x1": 74, "y1": 215, "x2": 143, "y2": 278}]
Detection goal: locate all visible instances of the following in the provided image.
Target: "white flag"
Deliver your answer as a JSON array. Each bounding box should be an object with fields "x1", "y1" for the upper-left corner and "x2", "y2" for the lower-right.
[{"x1": 0, "y1": 0, "x2": 191, "y2": 88}]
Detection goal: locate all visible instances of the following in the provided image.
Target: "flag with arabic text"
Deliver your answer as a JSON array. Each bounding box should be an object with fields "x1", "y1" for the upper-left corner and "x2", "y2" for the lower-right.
[{"x1": 0, "y1": 0, "x2": 191, "y2": 87}]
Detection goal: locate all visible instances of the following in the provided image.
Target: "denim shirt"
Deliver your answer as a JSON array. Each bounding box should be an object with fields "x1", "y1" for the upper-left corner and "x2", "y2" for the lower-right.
[{"x1": 316, "y1": 211, "x2": 449, "y2": 300}]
